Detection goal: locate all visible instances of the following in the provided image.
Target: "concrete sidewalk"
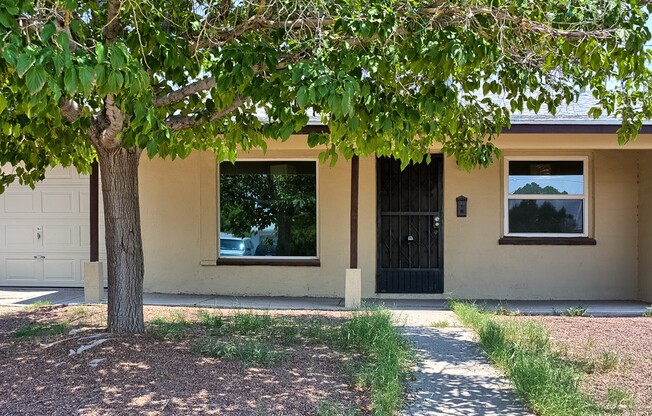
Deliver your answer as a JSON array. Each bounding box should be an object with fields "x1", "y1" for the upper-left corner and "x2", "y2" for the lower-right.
[
  {"x1": 0, "y1": 287, "x2": 649, "y2": 316},
  {"x1": 396, "y1": 310, "x2": 532, "y2": 416}
]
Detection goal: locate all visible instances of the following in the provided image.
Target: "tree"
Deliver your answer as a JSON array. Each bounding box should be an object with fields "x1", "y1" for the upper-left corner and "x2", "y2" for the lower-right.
[{"x1": 1, "y1": 0, "x2": 650, "y2": 332}]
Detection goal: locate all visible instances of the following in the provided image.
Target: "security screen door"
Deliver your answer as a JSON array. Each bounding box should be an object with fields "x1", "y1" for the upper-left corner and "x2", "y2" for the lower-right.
[{"x1": 376, "y1": 156, "x2": 443, "y2": 293}]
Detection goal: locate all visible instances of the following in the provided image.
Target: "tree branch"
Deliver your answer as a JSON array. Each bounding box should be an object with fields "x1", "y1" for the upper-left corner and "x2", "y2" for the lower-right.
[
  {"x1": 153, "y1": 77, "x2": 216, "y2": 107},
  {"x1": 165, "y1": 96, "x2": 245, "y2": 131},
  {"x1": 190, "y1": 5, "x2": 616, "y2": 51},
  {"x1": 421, "y1": 6, "x2": 614, "y2": 40},
  {"x1": 104, "y1": 0, "x2": 122, "y2": 45},
  {"x1": 60, "y1": 99, "x2": 81, "y2": 123},
  {"x1": 191, "y1": 16, "x2": 335, "y2": 51},
  {"x1": 89, "y1": 95, "x2": 124, "y2": 150},
  {"x1": 153, "y1": 55, "x2": 299, "y2": 108}
]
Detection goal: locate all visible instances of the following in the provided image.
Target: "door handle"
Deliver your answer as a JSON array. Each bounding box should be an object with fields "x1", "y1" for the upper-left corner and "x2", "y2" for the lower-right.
[{"x1": 33, "y1": 255, "x2": 45, "y2": 259}]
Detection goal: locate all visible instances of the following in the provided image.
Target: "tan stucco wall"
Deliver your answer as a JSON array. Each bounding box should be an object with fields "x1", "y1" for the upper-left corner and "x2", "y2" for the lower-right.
[
  {"x1": 139, "y1": 141, "x2": 376, "y2": 297},
  {"x1": 638, "y1": 151, "x2": 652, "y2": 302},
  {"x1": 139, "y1": 135, "x2": 648, "y2": 299}
]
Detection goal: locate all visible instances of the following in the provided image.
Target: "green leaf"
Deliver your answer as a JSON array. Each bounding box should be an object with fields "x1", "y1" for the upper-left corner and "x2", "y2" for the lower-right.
[
  {"x1": 25, "y1": 65, "x2": 48, "y2": 95},
  {"x1": 64, "y1": 66, "x2": 78, "y2": 95},
  {"x1": 0, "y1": 94, "x2": 7, "y2": 114},
  {"x1": 296, "y1": 86, "x2": 308, "y2": 107},
  {"x1": 77, "y1": 66, "x2": 94, "y2": 96},
  {"x1": 0, "y1": 11, "x2": 15, "y2": 28},
  {"x1": 16, "y1": 53, "x2": 36, "y2": 77},
  {"x1": 107, "y1": 71, "x2": 124, "y2": 93},
  {"x1": 41, "y1": 22, "x2": 56, "y2": 41},
  {"x1": 110, "y1": 47, "x2": 126, "y2": 70}
]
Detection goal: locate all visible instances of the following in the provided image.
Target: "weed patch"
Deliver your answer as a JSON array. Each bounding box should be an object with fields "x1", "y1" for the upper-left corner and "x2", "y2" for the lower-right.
[
  {"x1": 430, "y1": 320, "x2": 450, "y2": 328},
  {"x1": 25, "y1": 301, "x2": 51, "y2": 310},
  {"x1": 193, "y1": 338, "x2": 283, "y2": 366},
  {"x1": 565, "y1": 306, "x2": 588, "y2": 317},
  {"x1": 148, "y1": 312, "x2": 189, "y2": 340},
  {"x1": 197, "y1": 310, "x2": 223, "y2": 331},
  {"x1": 14, "y1": 322, "x2": 70, "y2": 338},
  {"x1": 230, "y1": 311, "x2": 272, "y2": 335},
  {"x1": 336, "y1": 309, "x2": 413, "y2": 416}
]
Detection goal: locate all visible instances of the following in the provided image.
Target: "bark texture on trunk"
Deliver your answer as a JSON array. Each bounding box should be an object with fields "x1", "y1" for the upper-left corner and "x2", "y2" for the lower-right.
[{"x1": 97, "y1": 146, "x2": 145, "y2": 333}]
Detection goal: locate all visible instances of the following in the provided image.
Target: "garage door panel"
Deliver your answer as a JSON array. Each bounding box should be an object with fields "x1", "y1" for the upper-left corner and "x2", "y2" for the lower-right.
[
  {"x1": 41, "y1": 191, "x2": 75, "y2": 213},
  {"x1": 5, "y1": 225, "x2": 37, "y2": 248},
  {"x1": 4, "y1": 192, "x2": 38, "y2": 213},
  {"x1": 46, "y1": 166, "x2": 75, "y2": 179},
  {"x1": 43, "y1": 225, "x2": 75, "y2": 248},
  {"x1": 4, "y1": 258, "x2": 38, "y2": 281},
  {"x1": 43, "y1": 259, "x2": 77, "y2": 281}
]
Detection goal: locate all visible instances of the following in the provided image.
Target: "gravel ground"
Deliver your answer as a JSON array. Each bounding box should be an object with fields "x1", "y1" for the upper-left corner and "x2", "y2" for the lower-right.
[
  {"x1": 0, "y1": 305, "x2": 369, "y2": 415},
  {"x1": 519, "y1": 316, "x2": 652, "y2": 415}
]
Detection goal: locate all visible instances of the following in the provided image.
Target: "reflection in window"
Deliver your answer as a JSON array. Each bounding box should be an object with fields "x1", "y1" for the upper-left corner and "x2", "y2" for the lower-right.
[
  {"x1": 506, "y1": 159, "x2": 587, "y2": 236},
  {"x1": 219, "y1": 161, "x2": 317, "y2": 257}
]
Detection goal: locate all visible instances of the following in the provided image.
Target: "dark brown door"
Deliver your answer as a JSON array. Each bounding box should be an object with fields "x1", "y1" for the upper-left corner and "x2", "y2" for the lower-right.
[{"x1": 377, "y1": 156, "x2": 443, "y2": 293}]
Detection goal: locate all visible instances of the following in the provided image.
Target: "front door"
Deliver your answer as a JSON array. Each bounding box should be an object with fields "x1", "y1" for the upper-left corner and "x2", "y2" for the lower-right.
[{"x1": 376, "y1": 156, "x2": 443, "y2": 293}]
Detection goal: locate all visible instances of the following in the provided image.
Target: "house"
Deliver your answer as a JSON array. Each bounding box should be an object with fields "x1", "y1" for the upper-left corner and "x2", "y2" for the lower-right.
[{"x1": 1, "y1": 99, "x2": 652, "y2": 303}]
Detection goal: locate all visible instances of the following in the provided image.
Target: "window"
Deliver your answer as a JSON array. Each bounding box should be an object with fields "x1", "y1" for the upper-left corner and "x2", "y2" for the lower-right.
[
  {"x1": 504, "y1": 157, "x2": 588, "y2": 237},
  {"x1": 218, "y1": 160, "x2": 317, "y2": 259}
]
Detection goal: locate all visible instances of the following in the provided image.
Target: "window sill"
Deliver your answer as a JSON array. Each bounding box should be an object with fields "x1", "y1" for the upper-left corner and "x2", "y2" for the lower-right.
[
  {"x1": 216, "y1": 258, "x2": 321, "y2": 266},
  {"x1": 498, "y1": 237, "x2": 596, "y2": 246}
]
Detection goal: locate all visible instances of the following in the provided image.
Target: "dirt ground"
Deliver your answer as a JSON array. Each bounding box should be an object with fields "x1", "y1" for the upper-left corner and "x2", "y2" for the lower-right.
[
  {"x1": 0, "y1": 305, "x2": 369, "y2": 416},
  {"x1": 520, "y1": 315, "x2": 652, "y2": 415}
]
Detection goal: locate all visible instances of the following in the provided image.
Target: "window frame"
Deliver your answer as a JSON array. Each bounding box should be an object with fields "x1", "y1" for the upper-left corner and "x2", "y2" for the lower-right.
[
  {"x1": 503, "y1": 155, "x2": 589, "y2": 238},
  {"x1": 216, "y1": 158, "x2": 320, "y2": 263}
]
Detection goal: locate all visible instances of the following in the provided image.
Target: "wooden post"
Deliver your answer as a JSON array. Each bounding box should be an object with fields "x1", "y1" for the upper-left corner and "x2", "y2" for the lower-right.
[
  {"x1": 90, "y1": 160, "x2": 99, "y2": 262},
  {"x1": 350, "y1": 155, "x2": 359, "y2": 268}
]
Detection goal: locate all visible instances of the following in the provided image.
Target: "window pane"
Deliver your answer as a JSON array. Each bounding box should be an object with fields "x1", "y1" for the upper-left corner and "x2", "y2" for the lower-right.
[
  {"x1": 508, "y1": 199, "x2": 583, "y2": 233},
  {"x1": 508, "y1": 161, "x2": 583, "y2": 195},
  {"x1": 219, "y1": 161, "x2": 317, "y2": 257}
]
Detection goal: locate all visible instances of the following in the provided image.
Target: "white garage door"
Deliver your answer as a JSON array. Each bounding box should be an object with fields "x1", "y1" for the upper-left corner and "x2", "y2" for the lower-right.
[{"x1": 0, "y1": 166, "x2": 106, "y2": 287}]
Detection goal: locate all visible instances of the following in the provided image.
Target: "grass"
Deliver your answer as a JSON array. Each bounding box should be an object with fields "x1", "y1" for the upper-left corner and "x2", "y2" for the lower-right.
[
  {"x1": 14, "y1": 322, "x2": 70, "y2": 338},
  {"x1": 230, "y1": 311, "x2": 272, "y2": 334},
  {"x1": 336, "y1": 309, "x2": 414, "y2": 416},
  {"x1": 192, "y1": 338, "x2": 283, "y2": 366},
  {"x1": 606, "y1": 387, "x2": 635, "y2": 410},
  {"x1": 430, "y1": 320, "x2": 450, "y2": 328},
  {"x1": 644, "y1": 306, "x2": 652, "y2": 317},
  {"x1": 565, "y1": 306, "x2": 589, "y2": 317},
  {"x1": 197, "y1": 310, "x2": 224, "y2": 330},
  {"x1": 450, "y1": 300, "x2": 596, "y2": 416},
  {"x1": 25, "y1": 300, "x2": 51, "y2": 310},
  {"x1": 316, "y1": 400, "x2": 359, "y2": 416},
  {"x1": 147, "y1": 312, "x2": 190, "y2": 340},
  {"x1": 580, "y1": 351, "x2": 620, "y2": 374}
]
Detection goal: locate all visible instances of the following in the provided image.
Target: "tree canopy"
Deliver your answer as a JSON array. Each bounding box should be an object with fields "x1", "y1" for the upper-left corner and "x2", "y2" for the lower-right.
[
  {"x1": 1, "y1": 0, "x2": 651, "y2": 188},
  {"x1": 1, "y1": 0, "x2": 651, "y2": 332}
]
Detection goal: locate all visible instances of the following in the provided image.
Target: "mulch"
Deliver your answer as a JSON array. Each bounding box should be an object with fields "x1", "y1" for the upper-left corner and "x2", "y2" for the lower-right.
[{"x1": 0, "y1": 305, "x2": 369, "y2": 416}]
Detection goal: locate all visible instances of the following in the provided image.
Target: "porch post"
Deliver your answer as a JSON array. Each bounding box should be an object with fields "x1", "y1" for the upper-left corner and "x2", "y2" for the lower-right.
[
  {"x1": 84, "y1": 161, "x2": 104, "y2": 303},
  {"x1": 345, "y1": 156, "x2": 362, "y2": 309}
]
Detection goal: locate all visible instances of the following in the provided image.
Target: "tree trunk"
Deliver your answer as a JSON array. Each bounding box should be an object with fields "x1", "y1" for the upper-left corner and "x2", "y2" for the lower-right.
[{"x1": 97, "y1": 146, "x2": 145, "y2": 333}]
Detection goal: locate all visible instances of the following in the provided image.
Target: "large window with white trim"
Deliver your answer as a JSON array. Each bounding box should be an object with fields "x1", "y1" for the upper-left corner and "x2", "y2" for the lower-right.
[
  {"x1": 504, "y1": 157, "x2": 588, "y2": 237},
  {"x1": 218, "y1": 160, "x2": 317, "y2": 259}
]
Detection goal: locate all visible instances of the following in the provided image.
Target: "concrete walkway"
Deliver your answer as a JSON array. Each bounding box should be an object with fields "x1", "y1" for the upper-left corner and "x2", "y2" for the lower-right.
[
  {"x1": 396, "y1": 310, "x2": 532, "y2": 416},
  {"x1": 2, "y1": 288, "x2": 650, "y2": 415}
]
